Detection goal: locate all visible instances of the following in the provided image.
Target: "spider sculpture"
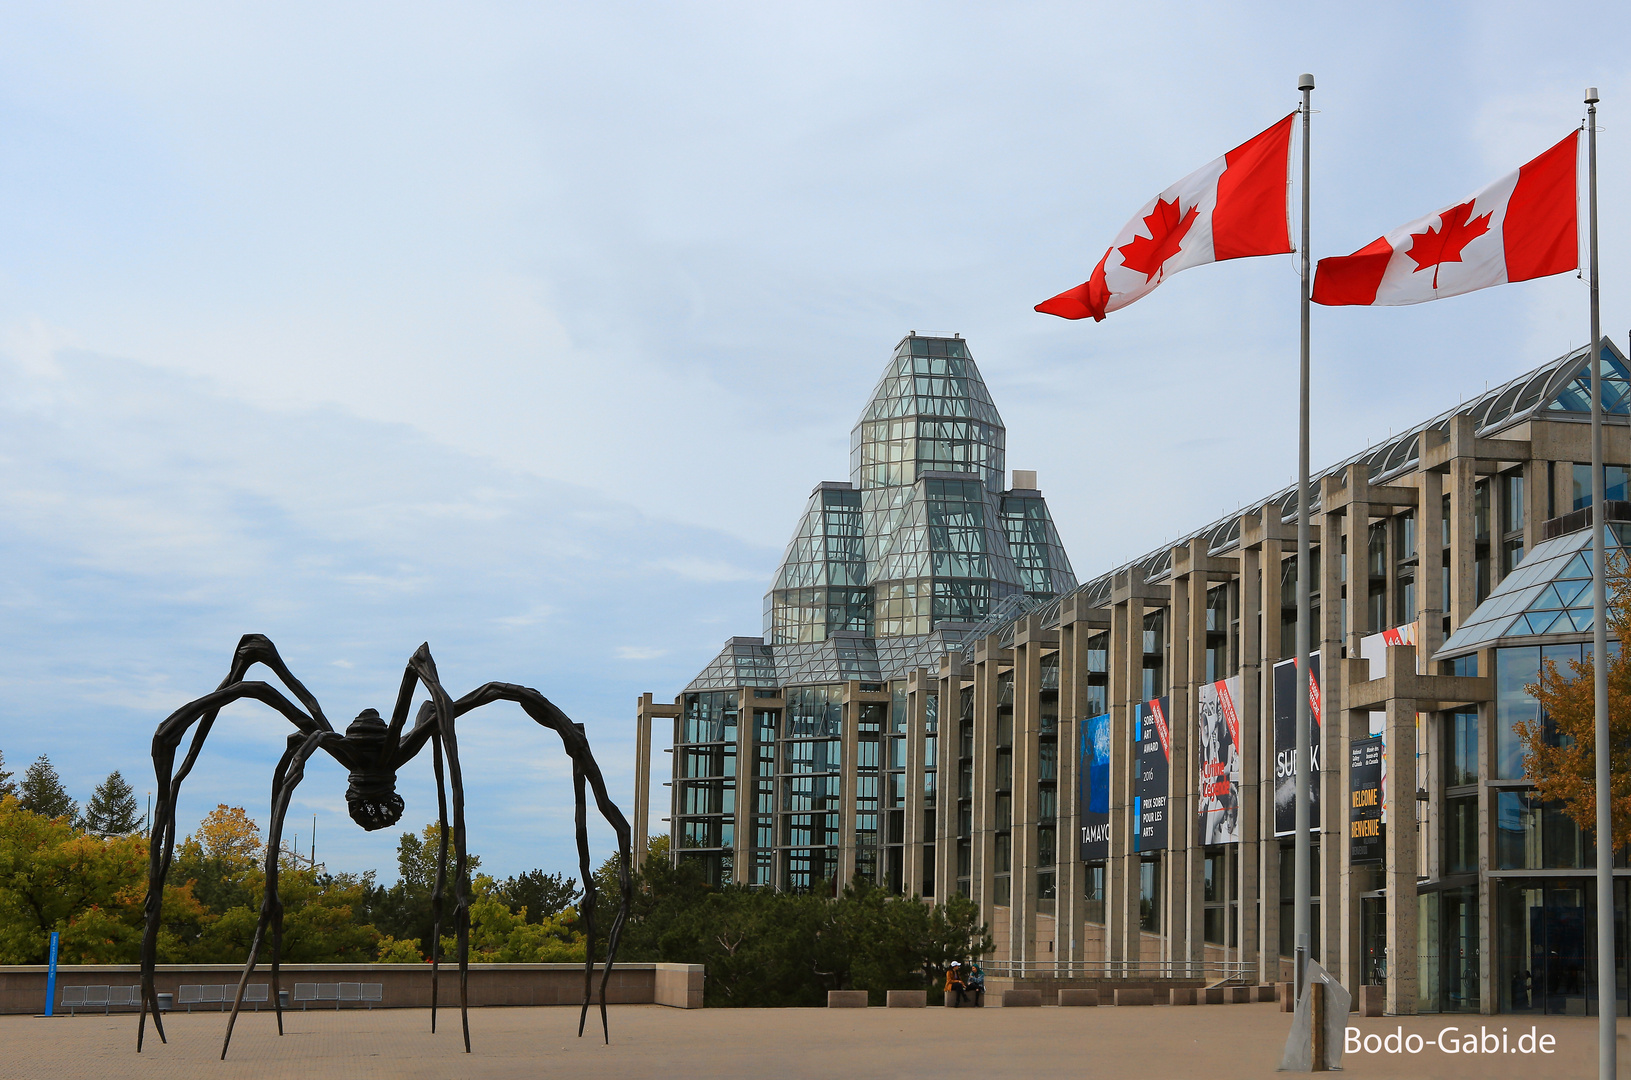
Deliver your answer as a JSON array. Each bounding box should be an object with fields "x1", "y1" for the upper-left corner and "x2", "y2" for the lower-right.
[{"x1": 135, "y1": 634, "x2": 632, "y2": 1060}]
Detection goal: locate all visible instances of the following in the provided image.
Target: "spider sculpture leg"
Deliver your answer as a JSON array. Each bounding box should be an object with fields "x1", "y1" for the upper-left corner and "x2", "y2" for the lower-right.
[
  {"x1": 437, "y1": 682, "x2": 634, "y2": 1045},
  {"x1": 428, "y1": 726, "x2": 450, "y2": 1035},
  {"x1": 221, "y1": 728, "x2": 332, "y2": 1059},
  {"x1": 137, "y1": 643, "x2": 331, "y2": 1053},
  {"x1": 396, "y1": 646, "x2": 473, "y2": 1053},
  {"x1": 442, "y1": 723, "x2": 473, "y2": 1054},
  {"x1": 571, "y1": 742, "x2": 599, "y2": 1040}
]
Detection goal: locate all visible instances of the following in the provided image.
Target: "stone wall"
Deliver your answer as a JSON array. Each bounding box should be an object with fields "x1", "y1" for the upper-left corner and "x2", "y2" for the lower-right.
[{"x1": 0, "y1": 963, "x2": 704, "y2": 1015}]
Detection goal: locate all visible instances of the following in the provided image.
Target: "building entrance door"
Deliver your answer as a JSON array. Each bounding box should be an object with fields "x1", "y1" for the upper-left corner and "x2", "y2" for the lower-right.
[{"x1": 1498, "y1": 878, "x2": 1629, "y2": 1015}]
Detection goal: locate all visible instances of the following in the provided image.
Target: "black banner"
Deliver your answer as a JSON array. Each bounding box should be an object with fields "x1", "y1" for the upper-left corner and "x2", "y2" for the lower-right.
[
  {"x1": 1272, "y1": 653, "x2": 1321, "y2": 836},
  {"x1": 1078, "y1": 713, "x2": 1111, "y2": 861},
  {"x1": 1133, "y1": 697, "x2": 1170, "y2": 852},
  {"x1": 1350, "y1": 735, "x2": 1384, "y2": 864}
]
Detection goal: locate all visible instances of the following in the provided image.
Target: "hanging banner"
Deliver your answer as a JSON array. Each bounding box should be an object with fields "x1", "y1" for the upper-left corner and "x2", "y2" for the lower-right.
[
  {"x1": 1350, "y1": 735, "x2": 1385, "y2": 863},
  {"x1": 1133, "y1": 696, "x2": 1171, "y2": 852},
  {"x1": 1197, "y1": 674, "x2": 1243, "y2": 844},
  {"x1": 1078, "y1": 712, "x2": 1112, "y2": 860},
  {"x1": 1272, "y1": 652, "x2": 1321, "y2": 837},
  {"x1": 1358, "y1": 621, "x2": 1416, "y2": 831}
]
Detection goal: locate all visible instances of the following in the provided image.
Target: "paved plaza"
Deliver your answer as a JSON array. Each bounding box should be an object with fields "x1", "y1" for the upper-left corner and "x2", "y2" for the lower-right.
[{"x1": 2, "y1": 1002, "x2": 1626, "y2": 1080}]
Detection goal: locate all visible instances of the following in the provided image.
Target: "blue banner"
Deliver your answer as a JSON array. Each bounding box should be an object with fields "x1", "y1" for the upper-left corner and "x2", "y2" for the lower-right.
[
  {"x1": 45, "y1": 930, "x2": 59, "y2": 1017},
  {"x1": 1078, "y1": 713, "x2": 1111, "y2": 860}
]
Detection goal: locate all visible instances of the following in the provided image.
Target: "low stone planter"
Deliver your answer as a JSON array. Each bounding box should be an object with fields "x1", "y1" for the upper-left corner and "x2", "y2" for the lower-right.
[
  {"x1": 1359, "y1": 984, "x2": 1385, "y2": 1016},
  {"x1": 1254, "y1": 984, "x2": 1277, "y2": 1002},
  {"x1": 1000, "y1": 990, "x2": 1041, "y2": 1008},
  {"x1": 885, "y1": 990, "x2": 926, "y2": 1008},
  {"x1": 1201, "y1": 987, "x2": 1225, "y2": 1004},
  {"x1": 1057, "y1": 989, "x2": 1098, "y2": 1007},
  {"x1": 1278, "y1": 982, "x2": 1295, "y2": 1012},
  {"x1": 827, "y1": 990, "x2": 869, "y2": 1008},
  {"x1": 1226, "y1": 985, "x2": 1251, "y2": 1004},
  {"x1": 1168, "y1": 987, "x2": 1197, "y2": 1005},
  {"x1": 1112, "y1": 987, "x2": 1153, "y2": 1006}
]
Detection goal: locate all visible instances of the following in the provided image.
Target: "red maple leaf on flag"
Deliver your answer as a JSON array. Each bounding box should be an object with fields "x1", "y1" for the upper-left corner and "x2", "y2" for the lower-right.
[
  {"x1": 1118, "y1": 196, "x2": 1200, "y2": 282},
  {"x1": 1405, "y1": 199, "x2": 1494, "y2": 289}
]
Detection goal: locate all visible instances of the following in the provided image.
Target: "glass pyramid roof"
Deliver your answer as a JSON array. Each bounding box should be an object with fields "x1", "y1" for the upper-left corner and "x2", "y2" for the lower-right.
[{"x1": 1437, "y1": 522, "x2": 1631, "y2": 658}]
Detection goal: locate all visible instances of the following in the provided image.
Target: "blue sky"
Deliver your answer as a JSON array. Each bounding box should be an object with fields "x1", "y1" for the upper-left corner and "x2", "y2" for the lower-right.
[{"x1": 2, "y1": 2, "x2": 1629, "y2": 882}]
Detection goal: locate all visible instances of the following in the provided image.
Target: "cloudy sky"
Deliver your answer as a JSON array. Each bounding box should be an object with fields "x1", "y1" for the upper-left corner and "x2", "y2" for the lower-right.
[{"x1": 2, "y1": 2, "x2": 1628, "y2": 882}]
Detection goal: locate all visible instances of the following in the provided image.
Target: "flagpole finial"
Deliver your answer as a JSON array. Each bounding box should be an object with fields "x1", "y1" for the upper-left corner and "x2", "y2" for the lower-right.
[
  {"x1": 1298, "y1": 73, "x2": 1315, "y2": 91},
  {"x1": 1586, "y1": 87, "x2": 1600, "y2": 104}
]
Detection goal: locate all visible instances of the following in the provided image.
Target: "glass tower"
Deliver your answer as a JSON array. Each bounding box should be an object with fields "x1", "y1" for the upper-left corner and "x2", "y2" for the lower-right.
[
  {"x1": 676, "y1": 332, "x2": 1076, "y2": 892},
  {"x1": 762, "y1": 332, "x2": 1075, "y2": 659}
]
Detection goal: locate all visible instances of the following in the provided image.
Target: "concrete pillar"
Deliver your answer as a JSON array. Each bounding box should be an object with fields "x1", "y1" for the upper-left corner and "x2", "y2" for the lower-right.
[
  {"x1": 1447, "y1": 417, "x2": 1479, "y2": 632},
  {"x1": 1010, "y1": 618, "x2": 1046, "y2": 969},
  {"x1": 1109, "y1": 587, "x2": 1139, "y2": 966},
  {"x1": 1236, "y1": 537, "x2": 1264, "y2": 982},
  {"x1": 1382, "y1": 646, "x2": 1419, "y2": 1016},
  {"x1": 971, "y1": 638, "x2": 1002, "y2": 923},
  {"x1": 633, "y1": 695, "x2": 656, "y2": 872},
  {"x1": 933, "y1": 660, "x2": 962, "y2": 904},
  {"x1": 1521, "y1": 457, "x2": 1548, "y2": 561},
  {"x1": 1058, "y1": 608, "x2": 1085, "y2": 970},
  {"x1": 1417, "y1": 467, "x2": 1445, "y2": 662},
  {"x1": 1179, "y1": 547, "x2": 1208, "y2": 967},
  {"x1": 902, "y1": 669, "x2": 930, "y2": 899},
  {"x1": 1259, "y1": 531, "x2": 1285, "y2": 981},
  {"x1": 1318, "y1": 484, "x2": 1346, "y2": 977}
]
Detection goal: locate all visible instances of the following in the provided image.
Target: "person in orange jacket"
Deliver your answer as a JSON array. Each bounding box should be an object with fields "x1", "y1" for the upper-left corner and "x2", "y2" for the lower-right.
[{"x1": 945, "y1": 961, "x2": 969, "y2": 1007}]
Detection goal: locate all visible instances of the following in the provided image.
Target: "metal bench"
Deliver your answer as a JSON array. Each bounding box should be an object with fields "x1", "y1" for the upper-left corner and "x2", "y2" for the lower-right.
[
  {"x1": 242, "y1": 983, "x2": 270, "y2": 1010},
  {"x1": 200, "y1": 984, "x2": 225, "y2": 1010},
  {"x1": 293, "y1": 983, "x2": 318, "y2": 1010},
  {"x1": 84, "y1": 986, "x2": 110, "y2": 1013},
  {"x1": 61, "y1": 986, "x2": 87, "y2": 1015},
  {"x1": 107, "y1": 986, "x2": 139, "y2": 1011},
  {"x1": 178, "y1": 984, "x2": 202, "y2": 1012},
  {"x1": 316, "y1": 983, "x2": 340, "y2": 1008},
  {"x1": 338, "y1": 983, "x2": 361, "y2": 1006},
  {"x1": 361, "y1": 983, "x2": 382, "y2": 1009}
]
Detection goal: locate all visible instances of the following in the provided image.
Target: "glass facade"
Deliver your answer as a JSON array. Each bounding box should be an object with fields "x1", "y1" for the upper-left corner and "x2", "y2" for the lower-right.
[{"x1": 675, "y1": 691, "x2": 738, "y2": 886}]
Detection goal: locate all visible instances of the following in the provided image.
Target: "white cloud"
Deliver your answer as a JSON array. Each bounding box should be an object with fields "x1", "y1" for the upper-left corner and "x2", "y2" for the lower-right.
[
  {"x1": 650, "y1": 556, "x2": 765, "y2": 583},
  {"x1": 613, "y1": 646, "x2": 667, "y2": 661}
]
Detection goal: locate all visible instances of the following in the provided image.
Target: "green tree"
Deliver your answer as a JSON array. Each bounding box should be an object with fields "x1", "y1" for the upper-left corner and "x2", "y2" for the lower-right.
[
  {"x1": 1520, "y1": 552, "x2": 1631, "y2": 847},
  {"x1": 188, "y1": 868, "x2": 381, "y2": 964},
  {"x1": 375, "y1": 935, "x2": 424, "y2": 963},
  {"x1": 83, "y1": 771, "x2": 141, "y2": 836},
  {"x1": 0, "y1": 751, "x2": 15, "y2": 800},
  {"x1": 498, "y1": 869, "x2": 580, "y2": 922},
  {"x1": 438, "y1": 875, "x2": 585, "y2": 962},
  {"x1": 357, "y1": 823, "x2": 483, "y2": 951},
  {"x1": 589, "y1": 839, "x2": 991, "y2": 1007},
  {"x1": 0, "y1": 798, "x2": 148, "y2": 963},
  {"x1": 18, "y1": 755, "x2": 77, "y2": 824},
  {"x1": 395, "y1": 822, "x2": 479, "y2": 891}
]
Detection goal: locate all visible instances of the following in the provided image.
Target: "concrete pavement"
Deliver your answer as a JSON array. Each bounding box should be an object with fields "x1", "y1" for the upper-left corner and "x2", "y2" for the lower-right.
[{"x1": 1, "y1": 1001, "x2": 1625, "y2": 1080}]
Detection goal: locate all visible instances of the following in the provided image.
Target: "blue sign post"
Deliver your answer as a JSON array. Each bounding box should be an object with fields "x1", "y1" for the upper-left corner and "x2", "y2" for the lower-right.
[{"x1": 44, "y1": 931, "x2": 59, "y2": 1017}]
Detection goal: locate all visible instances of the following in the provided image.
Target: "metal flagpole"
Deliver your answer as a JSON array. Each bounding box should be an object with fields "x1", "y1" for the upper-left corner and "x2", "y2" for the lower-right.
[
  {"x1": 1586, "y1": 85, "x2": 1614, "y2": 1080},
  {"x1": 1294, "y1": 71, "x2": 1315, "y2": 999}
]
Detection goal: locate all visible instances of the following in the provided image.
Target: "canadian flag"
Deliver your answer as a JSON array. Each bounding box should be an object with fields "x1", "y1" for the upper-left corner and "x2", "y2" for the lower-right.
[
  {"x1": 1037, "y1": 115, "x2": 1295, "y2": 322},
  {"x1": 1313, "y1": 131, "x2": 1578, "y2": 306}
]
